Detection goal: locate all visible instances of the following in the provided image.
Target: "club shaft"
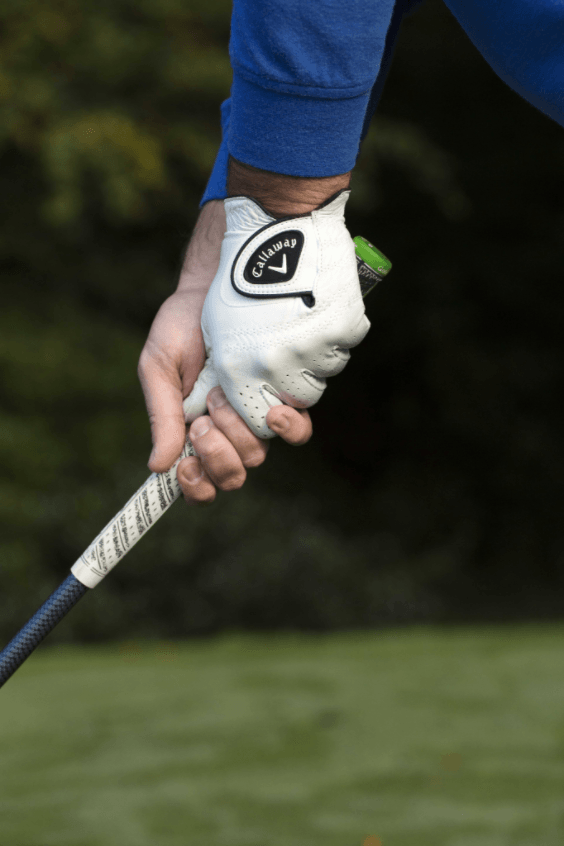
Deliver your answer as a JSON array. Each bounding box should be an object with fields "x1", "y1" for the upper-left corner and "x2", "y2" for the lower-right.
[
  {"x1": 0, "y1": 574, "x2": 88, "y2": 687},
  {"x1": 0, "y1": 442, "x2": 195, "y2": 688}
]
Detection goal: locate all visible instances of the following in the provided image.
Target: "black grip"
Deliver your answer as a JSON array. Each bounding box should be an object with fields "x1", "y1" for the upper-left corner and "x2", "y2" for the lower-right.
[{"x1": 0, "y1": 574, "x2": 88, "y2": 688}]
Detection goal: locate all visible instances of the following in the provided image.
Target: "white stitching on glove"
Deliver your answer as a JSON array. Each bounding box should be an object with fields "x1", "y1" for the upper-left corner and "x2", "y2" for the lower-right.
[{"x1": 182, "y1": 189, "x2": 370, "y2": 439}]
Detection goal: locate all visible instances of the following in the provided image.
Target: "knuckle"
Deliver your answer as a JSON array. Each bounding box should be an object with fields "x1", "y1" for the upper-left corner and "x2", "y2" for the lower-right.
[
  {"x1": 137, "y1": 348, "x2": 151, "y2": 378},
  {"x1": 193, "y1": 438, "x2": 223, "y2": 461},
  {"x1": 197, "y1": 490, "x2": 217, "y2": 505},
  {"x1": 182, "y1": 483, "x2": 216, "y2": 505},
  {"x1": 298, "y1": 425, "x2": 313, "y2": 445},
  {"x1": 188, "y1": 422, "x2": 216, "y2": 447},
  {"x1": 180, "y1": 480, "x2": 196, "y2": 500},
  {"x1": 288, "y1": 427, "x2": 311, "y2": 447},
  {"x1": 184, "y1": 491, "x2": 216, "y2": 506},
  {"x1": 218, "y1": 471, "x2": 246, "y2": 492},
  {"x1": 138, "y1": 344, "x2": 172, "y2": 381},
  {"x1": 243, "y1": 450, "x2": 267, "y2": 468}
]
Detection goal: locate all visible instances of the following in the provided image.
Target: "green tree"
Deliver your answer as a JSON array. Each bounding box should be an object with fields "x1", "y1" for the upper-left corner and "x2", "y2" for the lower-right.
[{"x1": 1, "y1": 0, "x2": 564, "y2": 643}]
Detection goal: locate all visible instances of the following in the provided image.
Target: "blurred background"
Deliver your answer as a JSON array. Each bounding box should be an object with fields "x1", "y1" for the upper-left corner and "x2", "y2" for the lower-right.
[
  {"x1": 2, "y1": 1, "x2": 564, "y2": 844},
  {"x1": 2, "y1": 0, "x2": 564, "y2": 642}
]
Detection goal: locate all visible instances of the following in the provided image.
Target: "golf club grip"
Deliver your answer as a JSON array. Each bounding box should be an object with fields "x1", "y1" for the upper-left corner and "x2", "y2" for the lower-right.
[{"x1": 70, "y1": 437, "x2": 196, "y2": 588}]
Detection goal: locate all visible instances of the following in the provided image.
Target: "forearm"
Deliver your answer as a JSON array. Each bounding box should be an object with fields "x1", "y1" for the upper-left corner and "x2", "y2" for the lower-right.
[{"x1": 227, "y1": 156, "x2": 351, "y2": 218}]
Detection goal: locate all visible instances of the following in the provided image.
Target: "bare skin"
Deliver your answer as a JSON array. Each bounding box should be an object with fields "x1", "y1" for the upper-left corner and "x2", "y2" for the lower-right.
[
  {"x1": 138, "y1": 160, "x2": 351, "y2": 506},
  {"x1": 228, "y1": 157, "x2": 351, "y2": 218}
]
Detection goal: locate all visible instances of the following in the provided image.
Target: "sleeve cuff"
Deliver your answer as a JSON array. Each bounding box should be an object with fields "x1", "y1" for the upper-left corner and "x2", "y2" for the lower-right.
[
  {"x1": 200, "y1": 66, "x2": 373, "y2": 206},
  {"x1": 227, "y1": 72, "x2": 371, "y2": 177}
]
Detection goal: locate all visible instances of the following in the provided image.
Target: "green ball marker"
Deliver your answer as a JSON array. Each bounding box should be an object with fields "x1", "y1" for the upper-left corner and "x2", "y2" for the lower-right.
[{"x1": 353, "y1": 235, "x2": 392, "y2": 298}]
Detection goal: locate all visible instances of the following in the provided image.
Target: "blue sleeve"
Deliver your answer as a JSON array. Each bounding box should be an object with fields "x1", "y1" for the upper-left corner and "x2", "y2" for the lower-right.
[
  {"x1": 201, "y1": 0, "x2": 564, "y2": 206},
  {"x1": 443, "y1": 0, "x2": 564, "y2": 129},
  {"x1": 200, "y1": 0, "x2": 402, "y2": 205}
]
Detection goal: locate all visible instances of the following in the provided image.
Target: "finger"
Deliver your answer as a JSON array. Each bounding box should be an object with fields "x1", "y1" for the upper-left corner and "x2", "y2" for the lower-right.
[
  {"x1": 182, "y1": 357, "x2": 219, "y2": 423},
  {"x1": 188, "y1": 415, "x2": 247, "y2": 492},
  {"x1": 212, "y1": 355, "x2": 285, "y2": 439},
  {"x1": 331, "y1": 307, "x2": 371, "y2": 350},
  {"x1": 138, "y1": 349, "x2": 186, "y2": 473},
  {"x1": 266, "y1": 405, "x2": 313, "y2": 445},
  {"x1": 306, "y1": 348, "x2": 350, "y2": 379},
  {"x1": 345, "y1": 312, "x2": 371, "y2": 349},
  {"x1": 177, "y1": 456, "x2": 216, "y2": 505},
  {"x1": 206, "y1": 387, "x2": 269, "y2": 469}
]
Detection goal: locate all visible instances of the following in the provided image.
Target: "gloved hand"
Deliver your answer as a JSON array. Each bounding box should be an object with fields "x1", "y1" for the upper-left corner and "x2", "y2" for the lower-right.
[{"x1": 182, "y1": 189, "x2": 370, "y2": 439}]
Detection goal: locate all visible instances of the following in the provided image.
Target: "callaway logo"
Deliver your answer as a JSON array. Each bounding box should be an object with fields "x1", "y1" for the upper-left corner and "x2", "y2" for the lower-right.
[
  {"x1": 271, "y1": 254, "x2": 287, "y2": 274},
  {"x1": 243, "y1": 230, "x2": 304, "y2": 284}
]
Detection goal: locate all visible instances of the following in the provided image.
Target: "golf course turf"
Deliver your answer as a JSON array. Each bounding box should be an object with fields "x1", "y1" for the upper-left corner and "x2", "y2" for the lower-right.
[{"x1": 1, "y1": 626, "x2": 564, "y2": 845}]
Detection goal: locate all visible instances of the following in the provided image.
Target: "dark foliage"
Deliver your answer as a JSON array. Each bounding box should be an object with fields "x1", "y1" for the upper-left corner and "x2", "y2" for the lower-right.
[{"x1": 1, "y1": 0, "x2": 563, "y2": 642}]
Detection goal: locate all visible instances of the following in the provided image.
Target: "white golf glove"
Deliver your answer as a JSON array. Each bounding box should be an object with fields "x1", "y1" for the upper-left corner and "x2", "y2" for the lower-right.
[{"x1": 182, "y1": 189, "x2": 370, "y2": 439}]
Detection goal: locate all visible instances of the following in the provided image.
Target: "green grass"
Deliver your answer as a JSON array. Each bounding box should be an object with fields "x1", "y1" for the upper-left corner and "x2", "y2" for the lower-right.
[{"x1": 1, "y1": 626, "x2": 564, "y2": 846}]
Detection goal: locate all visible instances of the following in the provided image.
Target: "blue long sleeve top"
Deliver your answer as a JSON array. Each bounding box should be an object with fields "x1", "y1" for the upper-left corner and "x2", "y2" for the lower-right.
[{"x1": 201, "y1": 0, "x2": 564, "y2": 204}]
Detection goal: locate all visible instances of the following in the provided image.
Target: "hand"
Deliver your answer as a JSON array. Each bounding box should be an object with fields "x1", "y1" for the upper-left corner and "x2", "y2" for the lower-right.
[
  {"x1": 138, "y1": 201, "x2": 313, "y2": 506},
  {"x1": 180, "y1": 385, "x2": 312, "y2": 505},
  {"x1": 185, "y1": 190, "x2": 370, "y2": 440}
]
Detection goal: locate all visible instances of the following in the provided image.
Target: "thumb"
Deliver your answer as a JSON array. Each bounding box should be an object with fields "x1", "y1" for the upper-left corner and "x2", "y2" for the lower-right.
[
  {"x1": 138, "y1": 354, "x2": 187, "y2": 474},
  {"x1": 182, "y1": 357, "x2": 220, "y2": 423}
]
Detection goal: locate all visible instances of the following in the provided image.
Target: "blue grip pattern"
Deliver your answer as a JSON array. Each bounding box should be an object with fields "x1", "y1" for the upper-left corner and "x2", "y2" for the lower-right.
[{"x1": 0, "y1": 574, "x2": 88, "y2": 688}]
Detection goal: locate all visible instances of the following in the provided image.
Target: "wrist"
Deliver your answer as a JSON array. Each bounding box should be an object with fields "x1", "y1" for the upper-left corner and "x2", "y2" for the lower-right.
[
  {"x1": 176, "y1": 200, "x2": 226, "y2": 294},
  {"x1": 227, "y1": 156, "x2": 351, "y2": 219}
]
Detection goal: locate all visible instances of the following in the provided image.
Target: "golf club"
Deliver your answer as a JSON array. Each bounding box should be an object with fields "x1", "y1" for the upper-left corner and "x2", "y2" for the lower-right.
[{"x1": 0, "y1": 236, "x2": 392, "y2": 688}]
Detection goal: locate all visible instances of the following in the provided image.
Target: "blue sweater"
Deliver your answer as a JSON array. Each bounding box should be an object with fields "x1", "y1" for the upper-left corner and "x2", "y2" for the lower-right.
[{"x1": 201, "y1": 0, "x2": 564, "y2": 204}]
